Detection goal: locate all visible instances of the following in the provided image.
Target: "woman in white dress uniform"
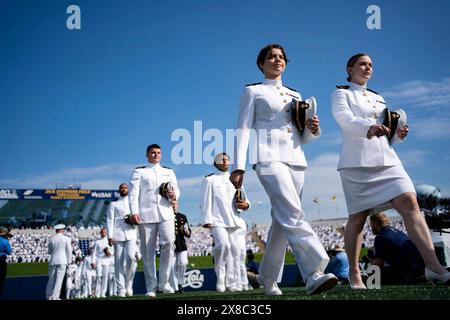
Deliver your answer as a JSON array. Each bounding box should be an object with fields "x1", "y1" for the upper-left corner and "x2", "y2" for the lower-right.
[
  {"x1": 331, "y1": 53, "x2": 450, "y2": 288},
  {"x1": 230, "y1": 44, "x2": 338, "y2": 295}
]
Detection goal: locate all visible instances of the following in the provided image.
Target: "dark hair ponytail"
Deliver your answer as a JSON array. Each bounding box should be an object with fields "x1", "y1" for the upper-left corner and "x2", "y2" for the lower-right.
[
  {"x1": 257, "y1": 44, "x2": 289, "y2": 73},
  {"x1": 346, "y1": 53, "x2": 369, "y2": 82}
]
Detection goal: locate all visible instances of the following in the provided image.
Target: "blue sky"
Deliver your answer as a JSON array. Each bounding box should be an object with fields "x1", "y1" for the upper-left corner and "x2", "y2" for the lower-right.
[{"x1": 1, "y1": 0, "x2": 449, "y2": 225}]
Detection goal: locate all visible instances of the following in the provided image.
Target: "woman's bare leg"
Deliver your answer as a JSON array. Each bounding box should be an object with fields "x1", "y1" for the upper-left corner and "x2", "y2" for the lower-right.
[
  {"x1": 391, "y1": 192, "x2": 447, "y2": 274},
  {"x1": 344, "y1": 210, "x2": 370, "y2": 286}
]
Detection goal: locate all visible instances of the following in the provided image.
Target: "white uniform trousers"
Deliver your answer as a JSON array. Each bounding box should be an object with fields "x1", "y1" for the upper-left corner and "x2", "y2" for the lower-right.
[
  {"x1": 114, "y1": 240, "x2": 136, "y2": 295},
  {"x1": 169, "y1": 250, "x2": 189, "y2": 289},
  {"x1": 108, "y1": 264, "x2": 115, "y2": 296},
  {"x1": 233, "y1": 227, "x2": 249, "y2": 289},
  {"x1": 138, "y1": 220, "x2": 175, "y2": 293},
  {"x1": 128, "y1": 260, "x2": 137, "y2": 292},
  {"x1": 95, "y1": 262, "x2": 109, "y2": 297},
  {"x1": 46, "y1": 264, "x2": 67, "y2": 300},
  {"x1": 82, "y1": 272, "x2": 92, "y2": 298},
  {"x1": 211, "y1": 227, "x2": 240, "y2": 289},
  {"x1": 256, "y1": 162, "x2": 329, "y2": 282},
  {"x1": 175, "y1": 251, "x2": 188, "y2": 287},
  {"x1": 82, "y1": 272, "x2": 93, "y2": 297}
]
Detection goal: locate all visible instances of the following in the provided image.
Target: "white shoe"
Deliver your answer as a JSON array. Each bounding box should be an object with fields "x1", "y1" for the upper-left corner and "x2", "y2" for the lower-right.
[
  {"x1": 145, "y1": 291, "x2": 156, "y2": 298},
  {"x1": 257, "y1": 275, "x2": 282, "y2": 296},
  {"x1": 216, "y1": 283, "x2": 226, "y2": 292},
  {"x1": 306, "y1": 272, "x2": 338, "y2": 295},
  {"x1": 118, "y1": 291, "x2": 126, "y2": 298},
  {"x1": 158, "y1": 283, "x2": 175, "y2": 294},
  {"x1": 348, "y1": 274, "x2": 367, "y2": 289},
  {"x1": 227, "y1": 285, "x2": 240, "y2": 292},
  {"x1": 242, "y1": 284, "x2": 250, "y2": 291},
  {"x1": 126, "y1": 288, "x2": 133, "y2": 297},
  {"x1": 349, "y1": 280, "x2": 367, "y2": 290},
  {"x1": 425, "y1": 268, "x2": 450, "y2": 285}
]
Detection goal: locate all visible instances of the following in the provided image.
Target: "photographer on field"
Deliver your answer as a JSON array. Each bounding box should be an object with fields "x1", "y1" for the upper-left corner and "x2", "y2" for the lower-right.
[{"x1": 368, "y1": 213, "x2": 425, "y2": 284}]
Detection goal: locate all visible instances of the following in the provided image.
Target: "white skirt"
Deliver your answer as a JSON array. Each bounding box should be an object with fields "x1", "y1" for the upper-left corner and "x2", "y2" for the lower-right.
[{"x1": 339, "y1": 165, "x2": 415, "y2": 215}]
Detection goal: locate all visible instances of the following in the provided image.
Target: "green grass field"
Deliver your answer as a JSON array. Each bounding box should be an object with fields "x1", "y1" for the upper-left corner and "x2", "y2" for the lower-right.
[
  {"x1": 98, "y1": 284, "x2": 450, "y2": 300},
  {"x1": 7, "y1": 253, "x2": 449, "y2": 300},
  {"x1": 7, "y1": 253, "x2": 297, "y2": 277}
]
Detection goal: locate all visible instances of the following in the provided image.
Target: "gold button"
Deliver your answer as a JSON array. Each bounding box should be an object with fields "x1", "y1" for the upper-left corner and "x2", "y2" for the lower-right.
[
  {"x1": 283, "y1": 99, "x2": 287, "y2": 103},
  {"x1": 363, "y1": 92, "x2": 367, "y2": 96},
  {"x1": 372, "y1": 106, "x2": 376, "y2": 108},
  {"x1": 276, "y1": 86, "x2": 281, "y2": 90},
  {"x1": 367, "y1": 100, "x2": 371, "y2": 103},
  {"x1": 287, "y1": 128, "x2": 292, "y2": 133},
  {"x1": 280, "y1": 92, "x2": 284, "y2": 96}
]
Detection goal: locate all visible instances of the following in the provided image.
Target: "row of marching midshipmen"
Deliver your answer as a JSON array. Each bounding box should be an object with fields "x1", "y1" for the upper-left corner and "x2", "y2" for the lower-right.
[
  {"x1": 46, "y1": 222, "x2": 140, "y2": 300},
  {"x1": 46, "y1": 144, "x2": 251, "y2": 299},
  {"x1": 124, "y1": 144, "x2": 250, "y2": 297}
]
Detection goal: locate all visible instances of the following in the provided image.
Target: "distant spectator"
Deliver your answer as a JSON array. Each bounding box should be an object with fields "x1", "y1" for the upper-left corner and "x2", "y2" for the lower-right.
[
  {"x1": 324, "y1": 245, "x2": 349, "y2": 283},
  {"x1": 0, "y1": 227, "x2": 12, "y2": 298},
  {"x1": 246, "y1": 250, "x2": 259, "y2": 289}
]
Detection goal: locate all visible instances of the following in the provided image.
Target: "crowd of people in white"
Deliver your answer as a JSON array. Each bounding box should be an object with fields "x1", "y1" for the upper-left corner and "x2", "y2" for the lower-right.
[
  {"x1": 7, "y1": 219, "x2": 407, "y2": 299},
  {"x1": 7, "y1": 221, "x2": 407, "y2": 265}
]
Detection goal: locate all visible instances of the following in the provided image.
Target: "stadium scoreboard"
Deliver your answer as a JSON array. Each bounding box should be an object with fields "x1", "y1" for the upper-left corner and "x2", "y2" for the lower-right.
[{"x1": 0, "y1": 188, "x2": 119, "y2": 200}]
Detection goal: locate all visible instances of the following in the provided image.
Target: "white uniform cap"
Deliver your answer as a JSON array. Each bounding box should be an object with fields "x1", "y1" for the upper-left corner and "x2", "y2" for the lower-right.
[{"x1": 54, "y1": 224, "x2": 66, "y2": 230}]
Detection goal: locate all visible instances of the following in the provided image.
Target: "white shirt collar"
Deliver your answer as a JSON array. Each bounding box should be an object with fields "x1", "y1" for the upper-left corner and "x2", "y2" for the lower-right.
[
  {"x1": 350, "y1": 82, "x2": 368, "y2": 91},
  {"x1": 263, "y1": 78, "x2": 282, "y2": 87},
  {"x1": 216, "y1": 169, "x2": 229, "y2": 176},
  {"x1": 146, "y1": 162, "x2": 160, "y2": 168}
]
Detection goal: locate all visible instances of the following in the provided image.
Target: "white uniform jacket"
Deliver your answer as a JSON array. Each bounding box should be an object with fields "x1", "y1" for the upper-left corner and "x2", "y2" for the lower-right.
[
  {"x1": 331, "y1": 82, "x2": 402, "y2": 169},
  {"x1": 106, "y1": 195, "x2": 137, "y2": 241},
  {"x1": 129, "y1": 162, "x2": 180, "y2": 223},
  {"x1": 48, "y1": 233, "x2": 72, "y2": 266},
  {"x1": 199, "y1": 170, "x2": 250, "y2": 229},
  {"x1": 92, "y1": 237, "x2": 109, "y2": 266},
  {"x1": 234, "y1": 79, "x2": 320, "y2": 171}
]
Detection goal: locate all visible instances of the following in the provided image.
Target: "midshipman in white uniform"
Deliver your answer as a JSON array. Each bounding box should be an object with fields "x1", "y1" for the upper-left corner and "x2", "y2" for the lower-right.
[
  {"x1": 106, "y1": 183, "x2": 138, "y2": 297},
  {"x1": 129, "y1": 144, "x2": 180, "y2": 297},
  {"x1": 46, "y1": 224, "x2": 72, "y2": 300},
  {"x1": 200, "y1": 153, "x2": 250, "y2": 292},
  {"x1": 230, "y1": 44, "x2": 338, "y2": 295}
]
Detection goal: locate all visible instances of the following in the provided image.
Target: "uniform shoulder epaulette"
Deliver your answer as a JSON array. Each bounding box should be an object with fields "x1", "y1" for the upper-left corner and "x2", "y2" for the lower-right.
[
  {"x1": 284, "y1": 85, "x2": 299, "y2": 93},
  {"x1": 336, "y1": 85, "x2": 350, "y2": 89},
  {"x1": 204, "y1": 173, "x2": 214, "y2": 177},
  {"x1": 161, "y1": 165, "x2": 172, "y2": 170},
  {"x1": 135, "y1": 165, "x2": 146, "y2": 169},
  {"x1": 245, "y1": 82, "x2": 262, "y2": 87},
  {"x1": 367, "y1": 88, "x2": 378, "y2": 94}
]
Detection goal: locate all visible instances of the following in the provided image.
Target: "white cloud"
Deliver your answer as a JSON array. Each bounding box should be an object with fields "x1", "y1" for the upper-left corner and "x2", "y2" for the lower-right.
[
  {"x1": 301, "y1": 153, "x2": 347, "y2": 221},
  {"x1": 382, "y1": 77, "x2": 450, "y2": 110},
  {"x1": 0, "y1": 164, "x2": 134, "y2": 189},
  {"x1": 396, "y1": 149, "x2": 427, "y2": 168},
  {"x1": 410, "y1": 117, "x2": 450, "y2": 139},
  {"x1": 320, "y1": 131, "x2": 342, "y2": 147}
]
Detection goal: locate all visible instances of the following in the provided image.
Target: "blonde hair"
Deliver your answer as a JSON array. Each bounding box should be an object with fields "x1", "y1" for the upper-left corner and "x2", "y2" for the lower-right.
[{"x1": 369, "y1": 212, "x2": 390, "y2": 228}]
